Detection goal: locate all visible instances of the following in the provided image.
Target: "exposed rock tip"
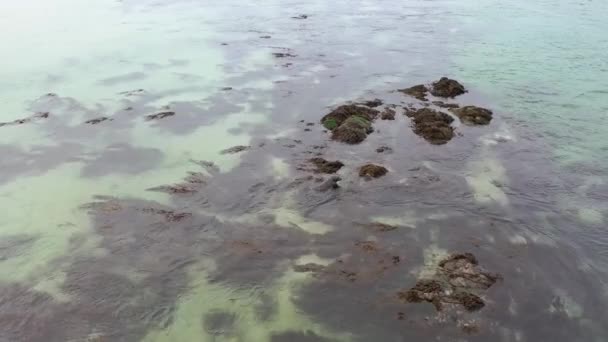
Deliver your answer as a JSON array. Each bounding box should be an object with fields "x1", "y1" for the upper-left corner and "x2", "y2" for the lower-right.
[
  {"x1": 359, "y1": 164, "x2": 388, "y2": 179},
  {"x1": 451, "y1": 106, "x2": 493, "y2": 125},
  {"x1": 430, "y1": 77, "x2": 467, "y2": 98}
]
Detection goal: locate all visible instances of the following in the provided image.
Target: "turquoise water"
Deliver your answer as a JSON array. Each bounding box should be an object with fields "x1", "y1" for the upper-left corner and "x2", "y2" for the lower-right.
[
  {"x1": 454, "y1": 0, "x2": 608, "y2": 165},
  {"x1": 1, "y1": 0, "x2": 607, "y2": 341}
]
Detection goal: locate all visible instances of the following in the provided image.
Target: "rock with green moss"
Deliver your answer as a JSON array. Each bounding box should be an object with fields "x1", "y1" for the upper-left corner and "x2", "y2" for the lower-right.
[
  {"x1": 322, "y1": 117, "x2": 339, "y2": 130},
  {"x1": 320, "y1": 104, "x2": 380, "y2": 144},
  {"x1": 321, "y1": 105, "x2": 379, "y2": 130},
  {"x1": 331, "y1": 115, "x2": 373, "y2": 144}
]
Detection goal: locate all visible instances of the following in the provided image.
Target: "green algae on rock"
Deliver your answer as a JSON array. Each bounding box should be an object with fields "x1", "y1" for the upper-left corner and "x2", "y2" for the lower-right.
[
  {"x1": 321, "y1": 104, "x2": 379, "y2": 129},
  {"x1": 331, "y1": 115, "x2": 374, "y2": 144}
]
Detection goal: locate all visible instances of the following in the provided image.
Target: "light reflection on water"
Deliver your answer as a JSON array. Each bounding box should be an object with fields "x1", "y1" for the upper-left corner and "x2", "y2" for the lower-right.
[{"x1": 0, "y1": 0, "x2": 607, "y2": 341}]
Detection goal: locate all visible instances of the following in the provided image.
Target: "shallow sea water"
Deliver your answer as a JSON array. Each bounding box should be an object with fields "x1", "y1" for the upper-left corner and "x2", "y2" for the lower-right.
[{"x1": 1, "y1": 0, "x2": 607, "y2": 341}]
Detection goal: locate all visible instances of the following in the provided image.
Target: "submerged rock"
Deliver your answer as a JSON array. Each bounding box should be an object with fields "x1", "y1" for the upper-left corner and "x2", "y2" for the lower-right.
[
  {"x1": 145, "y1": 111, "x2": 175, "y2": 121},
  {"x1": 430, "y1": 77, "x2": 467, "y2": 98},
  {"x1": 273, "y1": 52, "x2": 297, "y2": 58},
  {"x1": 363, "y1": 222, "x2": 398, "y2": 232},
  {"x1": 398, "y1": 279, "x2": 444, "y2": 310},
  {"x1": 448, "y1": 292, "x2": 485, "y2": 312},
  {"x1": 409, "y1": 108, "x2": 455, "y2": 145},
  {"x1": 398, "y1": 84, "x2": 429, "y2": 101},
  {"x1": 450, "y1": 106, "x2": 493, "y2": 125},
  {"x1": 361, "y1": 99, "x2": 383, "y2": 108},
  {"x1": 359, "y1": 164, "x2": 388, "y2": 179},
  {"x1": 376, "y1": 146, "x2": 392, "y2": 153},
  {"x1": 309, "y1": 158, "x2": 344, "y2": 174},
  {"x1": 380, "y1": 108, "x2": 396, "y2": 120},
  {"x1": 293, "y1": 263, "x2": 326, "y2": 273},
  {"x1": 85, "y1": 117, "x2": 112, "y2": 125},
  {"x1": 439, "y1": 253, "x2": 499, "y2": 290},
  {"x1": 398, "y1": 252, "x2": 499, "y2": 313},
  {"x1": 432, "y1": 101, "x2": 460, "y2": 109},
  {"x1": 315, "y1": 176, "x2": 341, "y2": 192},
  {"x1": 220, "y1": 145, "x2": 250, "y2": 154}
]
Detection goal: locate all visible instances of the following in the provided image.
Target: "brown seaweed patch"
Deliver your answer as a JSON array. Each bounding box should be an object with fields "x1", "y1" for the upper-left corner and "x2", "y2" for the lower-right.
[
  {"x1": 119, "y1": 88, "x2": 145, "y2": 96},
  {"x1": 220, "y1": 145, "x2": 250, "y2": 154},
  {"x1": 273, "y1": 52, "x2": 297, "y2": 58},
  {"x1": 81, "y1": 197, "x2": 123, "y2": 212},
  {"x1": 309, "y1": 158, "x2": 344, "y2": 174},
  {"x1": 450, "y1": 106, "x2": 493, "y2": 126},
  {"x1": 190, "y1": 160, "x2": 220, "y2": 175},
  {"x1": 359, "y1": 164, "x2": 388, "y2": 179},
  {"x1": 84, "y1": 117, "x2": 113, "y2": 125},
  {"x1": 147, "y1": 184, "x2": 198, "y2": 194},
  {"x1": 0, "y1": 112, "x2": 49, "y2": 128},
  {"x1": 293, "y1": 263, "x2": 326, "y2": 273},
  {"x1": 139, "y1": 208, "x2": 193, "y2": 222},
  {"x1": 409, "y1": 108, "x2": 455, "y2": 145},
  {"x1": 446, "y1": 292, "x2": 485, "y2": 312},
  {"x1": 145, "y1": 111, "x2": 175, "y2": 121},
  {"x1": 430, "y1": 77, "x2": 467, "y2": 98},
  {"x1": 271, "y1": 330, "x2": 338, "y2": 342},
  {"x1": 355, "y1": 241, "x2": 379, "y2": 253},
  {"x1": 360, "y1": 222, "x2": 398, "y2": 232}
]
